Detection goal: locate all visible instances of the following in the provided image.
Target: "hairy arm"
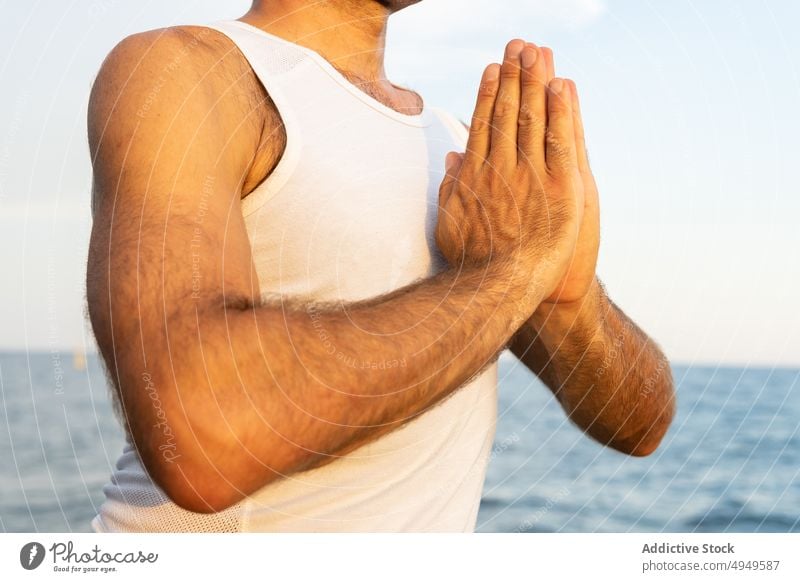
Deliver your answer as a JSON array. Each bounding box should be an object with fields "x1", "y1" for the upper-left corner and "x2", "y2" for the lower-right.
[
  {"x1": 446, "y1": 42, "x2": 672, "y2": 455},
  {"x1": 455, "y1": 45, "x2": 675, "y2": 455},
  {"x1": 506, "y1": 48, "x2": 675, "y2": 454},
  {"x1": 511, "y1": 279, "x2": 675, "y2": 456},
  {"x1": 87, "y1": 30, "x2": 554, "y2": 512}
]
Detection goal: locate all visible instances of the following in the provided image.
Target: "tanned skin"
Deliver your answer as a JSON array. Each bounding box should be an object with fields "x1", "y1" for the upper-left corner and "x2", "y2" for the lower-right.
[
  {"x1": 86, "y1": 0, "x2": 675, "y2": 513},
  {"x1": 469, "y1": 48, "x2": 675, "y2": 457}
]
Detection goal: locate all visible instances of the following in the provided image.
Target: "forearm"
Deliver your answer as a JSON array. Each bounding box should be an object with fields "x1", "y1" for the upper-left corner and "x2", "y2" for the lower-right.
[
  {"x1": 137, "y1": 258, "x2": 541, "y2": 511},
  {"x1": 511, "y1": 278, "x2": 675, "y2": 455}
]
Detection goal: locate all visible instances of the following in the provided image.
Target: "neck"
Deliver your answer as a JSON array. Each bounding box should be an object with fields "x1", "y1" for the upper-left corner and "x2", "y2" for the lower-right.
[{"x1": 242, "y1": 0, "x2": 391, "y2": 82}]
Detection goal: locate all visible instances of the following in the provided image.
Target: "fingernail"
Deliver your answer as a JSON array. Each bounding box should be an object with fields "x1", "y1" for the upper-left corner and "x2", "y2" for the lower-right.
[
  {"x1": 485, "y1": 64, "x2": 499, "y2": 81},
  {"x1": 549, "y1": 78, "x2": 564, "y2": 94},
  {"x1": 521, "y1": 48, "x2": 537, "y2": 68},
  {"x1": 505, "y1": 39, "x2": 525, "y2": 60},
  {"x1": 445, "y1": 152, "x2": 457, "y2": 171}
]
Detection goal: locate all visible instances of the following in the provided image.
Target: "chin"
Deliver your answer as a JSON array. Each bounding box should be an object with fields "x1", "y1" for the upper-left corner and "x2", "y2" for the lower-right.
[{"x1": 376, "y1": 0, "x2": 423, "y2": 13}]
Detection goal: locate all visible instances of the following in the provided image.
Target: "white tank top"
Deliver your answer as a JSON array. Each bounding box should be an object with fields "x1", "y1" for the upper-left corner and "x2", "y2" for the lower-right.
[{"x1": 92, "y1": 20, "x2": 498, "y2": 533}]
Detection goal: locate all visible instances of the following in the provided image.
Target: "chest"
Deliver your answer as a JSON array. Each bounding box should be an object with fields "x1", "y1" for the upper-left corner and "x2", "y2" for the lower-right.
[{"x1": 243, "y1": 110, "x2": 461, "y2": 302}]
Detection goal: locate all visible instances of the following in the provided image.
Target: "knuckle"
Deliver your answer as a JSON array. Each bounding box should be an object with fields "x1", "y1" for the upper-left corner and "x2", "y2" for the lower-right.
[
  {"x1": 545, "y1": 132, "x2": 573, "y2": 164},
  {"x1": 521, "y1": 72, "x2": 541, "y2": 87},
  {"x1": 517, "y1": 105, "x2": 545, "y2": 131},
  {"x1": 517, "y1": 103, "x2": 533, "y2": 123},
  {"x1": 493, "y1": 94, "x2": 514, "y2": 119},
  {"x1": 470, "y1": 116, "x2": 489, "y2": 133},
  {"x1": 478, "y1": 81, "x2": 498, "y2": 97},
  {"x1": 464, "y1": 147, "x2": 488, "y2": 166},
  {"x1": 499, "y1": 61, "x2": 520, "y2": 79},
  {"x1": 548, "y1": 94, "x2": 570, "y2": 112}
]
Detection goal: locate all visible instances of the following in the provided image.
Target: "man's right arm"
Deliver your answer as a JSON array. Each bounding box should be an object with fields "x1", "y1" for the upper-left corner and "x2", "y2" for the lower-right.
[{"x1": 87, "y1": 31, "x2": 573, "y2": 513}]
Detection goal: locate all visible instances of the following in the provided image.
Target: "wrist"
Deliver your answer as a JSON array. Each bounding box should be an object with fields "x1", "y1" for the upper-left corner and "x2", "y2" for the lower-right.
[
  {"x1": 531, "y1": 277, "x2": 606, "y2": 346},
  {"x1": 472, "y1": 253, "x2": 551, "y2": 328}
]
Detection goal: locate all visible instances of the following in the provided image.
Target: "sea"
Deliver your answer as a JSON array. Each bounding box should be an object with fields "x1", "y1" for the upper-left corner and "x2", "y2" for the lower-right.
[{"x1": 0, "y1": 351, "x2": 797, "y2": 533}]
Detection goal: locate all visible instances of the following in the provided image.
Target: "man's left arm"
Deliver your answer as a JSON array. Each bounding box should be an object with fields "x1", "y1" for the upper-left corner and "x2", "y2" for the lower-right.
[
  {"x1": 509, "y1": 49, "x2": 675, "y2": 455},
  {"x1": 457, "y1": 44, "x2": 675, "y2": 455},
  {"x1": 510, "y1": 277, "x2": 675, "y2": 456}
]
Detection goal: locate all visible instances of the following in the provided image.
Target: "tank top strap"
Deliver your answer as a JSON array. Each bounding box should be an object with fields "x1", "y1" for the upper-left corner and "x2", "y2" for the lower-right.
[
  {"x1": 208, "y1": 21, "x2": 313, "y2": 90},
  {"x1": 206, "y1": 20, "x2": 313, "y2": 127}
]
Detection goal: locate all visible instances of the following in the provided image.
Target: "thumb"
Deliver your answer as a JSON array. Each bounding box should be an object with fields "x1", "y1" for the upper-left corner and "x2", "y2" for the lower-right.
[
  {"x1": 445, "y1": 151, "x2": 463, "y2": 172},
  {"x1": 439, "y1": 151, "x2": 465, "y2": 207}
]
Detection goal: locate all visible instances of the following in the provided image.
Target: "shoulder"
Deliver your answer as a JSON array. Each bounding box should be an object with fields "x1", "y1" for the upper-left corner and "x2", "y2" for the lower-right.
[
  {"x1": 91, "y1": 25, "x2": 250, "y2": 90},
  {"x1": 88, "y1": 25, "x2": 283, "y2": 195},
  {"x1": 88, "y1": 25, "x2": 265, "y2": 149},
  {"x1": 89, "y1": 26, "x2": 235, "y2": 107}
]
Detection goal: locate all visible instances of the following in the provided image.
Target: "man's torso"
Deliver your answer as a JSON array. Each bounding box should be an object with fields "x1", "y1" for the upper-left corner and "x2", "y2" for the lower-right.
[{"x1": 93, "y1": 21, "x2": 499, "y2": 533}]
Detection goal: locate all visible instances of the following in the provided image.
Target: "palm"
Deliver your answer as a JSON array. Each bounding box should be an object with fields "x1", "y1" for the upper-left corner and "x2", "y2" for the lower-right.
[
  {"x1": 543, "y1": 168, "x2": 599, "y2": 303},
  {"x1": 538, "y1": 51, "x2": 600, "y2": 304},
  {"x1": 443, "y1": 46, "x2": 601, "y2": 305}
]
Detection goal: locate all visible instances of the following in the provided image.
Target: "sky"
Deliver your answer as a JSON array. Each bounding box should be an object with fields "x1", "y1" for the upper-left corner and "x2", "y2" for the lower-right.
[{"x1": 0, "y1": 0, "x2": 798, "y2": 366}]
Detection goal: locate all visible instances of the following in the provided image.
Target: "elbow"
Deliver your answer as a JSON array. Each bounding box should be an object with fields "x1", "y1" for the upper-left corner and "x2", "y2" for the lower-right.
[
  {"x1": 137, "y1": 437, "x2": 246, "y2": 514},
  {"x1": 614, "y1": 378, "x2": 676, "y2": 457},
  {"x1": 609, "y1": 426, "x2": 668, "y2": 458},
  {"x1": 623, "y1": 433, "x2": 667, "y2": 457},
  {"x1": 145, "y1": 449, "x2": 288, "y2": 514},
  {"x1": 159, "y1": 477, "x2": 243, "y2": 515},
  {"x1": 140, "y1": 426, "x2": 299, "y2": 513},
  {"x1": 121, "y1": 356, "x2": 309, "y2": 513},
  {"x1": 136, "y1": 419, "x2": 300, "y2": 514},
  {"x1": 159, "y1": 472, "x2": 284, "y2": 514}
]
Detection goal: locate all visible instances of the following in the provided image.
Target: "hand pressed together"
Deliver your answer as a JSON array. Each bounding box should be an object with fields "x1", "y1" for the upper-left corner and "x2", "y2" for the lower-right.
[{"x1": 436, "y1": 40, "x2": 600, "y2": 305}]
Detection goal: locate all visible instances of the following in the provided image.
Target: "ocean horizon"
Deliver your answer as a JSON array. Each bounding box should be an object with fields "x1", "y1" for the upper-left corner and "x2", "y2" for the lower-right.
[{"x1": 1, "y1": 351, "x2": 797, "y2": 533}]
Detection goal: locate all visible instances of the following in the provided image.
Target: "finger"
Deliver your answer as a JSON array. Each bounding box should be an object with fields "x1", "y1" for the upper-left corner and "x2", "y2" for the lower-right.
[
  {"x1": 541, "y1": 47, "x2": 555, "y2": 83},
  {"x1": 518, "y1": 46, "x2": 548, "y2": 171},
  {"x1": 438, "y1": 151, "x2": 465, "y2": 208},
  {"x1": 464, "y1": 64, "x2": 500, "y2": 167},
  {"x1": 489, "y1": 39, "x2": 525, "y2": 167},
  {"x1": 545, "y1": 78, "x2": 578, "y2": 175},
  {"x1": 568, "y1": 80, "x2": 590, "y2": 173}
]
